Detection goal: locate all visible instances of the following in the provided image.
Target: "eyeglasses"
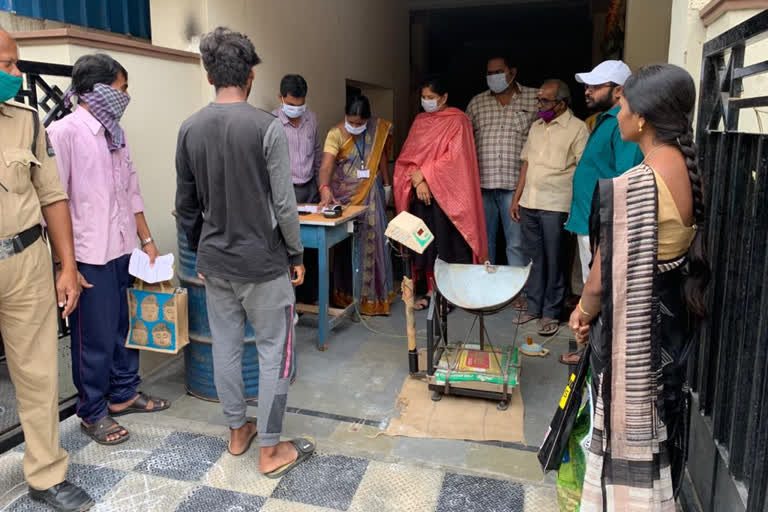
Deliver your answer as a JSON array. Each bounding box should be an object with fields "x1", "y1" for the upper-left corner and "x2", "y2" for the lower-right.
[
  {"x1": 0, "y1": 59, "x2": 19, "y2": 68},
  {"x1": 537, "y1": 98, "x2": 560, "y2": 106}
]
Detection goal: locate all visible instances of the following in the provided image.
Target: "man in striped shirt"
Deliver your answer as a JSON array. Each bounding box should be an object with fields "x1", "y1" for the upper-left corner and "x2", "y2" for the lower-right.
[
  {"x1": 466, "y1": 55, "x2": 538, "y2": 269},
  {"x1": 272, "y1": 74, "x2": 322, "y2": 204}
]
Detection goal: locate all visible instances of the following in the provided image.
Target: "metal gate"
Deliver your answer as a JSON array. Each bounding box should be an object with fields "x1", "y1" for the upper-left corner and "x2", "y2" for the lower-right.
[{"x1": 685, "y1": 9, "x2": 768, "y2": 512}]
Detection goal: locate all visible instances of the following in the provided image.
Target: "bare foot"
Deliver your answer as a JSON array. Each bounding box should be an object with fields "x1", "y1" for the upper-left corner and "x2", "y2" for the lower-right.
[
  {"x1": 259, "y1": 441, "x2": 298, "y2": 474},
  {"x1": 229, "y1": 421, "x2": 258, "y2": 455}
]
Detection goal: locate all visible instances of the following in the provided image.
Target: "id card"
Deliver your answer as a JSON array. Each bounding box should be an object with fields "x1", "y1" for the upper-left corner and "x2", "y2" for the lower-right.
[{"x1": 357, "y1": 168, "x2": 371, "y2": 179}]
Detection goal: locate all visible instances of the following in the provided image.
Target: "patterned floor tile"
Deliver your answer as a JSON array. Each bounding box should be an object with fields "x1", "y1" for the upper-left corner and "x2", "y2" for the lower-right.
[
  {"x1": 524, "y1": 484, "x2": 558, "y2": 511},
  {"x1": 72, "y1": 422, "x2": 175, "y2": 471},
  {"x1": 174, "y1": 486, "x2": 266, "y2": 511},
  {"x1": 436, "y1": 472, "x2": 527, "y2": 512},
  {"x1": 259, "y1": 498, "x2": 340, "y2": 512},
  {"x1": 271, "y1": 455, "x2": 368, "y2": 511},
  {"x1": 203, "y1": 448, "x2": 280, "y2": 497},
  {"x1": 348, "y1": 461, "x2": 443, "y2": 512},
  {"x1": 134, "y1": 432, "x2": 227, "y2": 482},
  {"x1": 92, "y1": 472, "x2": 194, "y2": 512},
  {"x1": 0, "y1": 451, "x2": 27, "y2": 510},
  {"x1": 6, "y1": 463, "x2": 126, "y2": 511}
]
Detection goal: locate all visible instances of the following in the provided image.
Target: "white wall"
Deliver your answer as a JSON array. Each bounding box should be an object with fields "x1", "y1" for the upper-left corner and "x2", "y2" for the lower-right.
[
  {"x1": 150, "y1": 0, "x2": 411, "y2": 150},
  {"x1": 624, "y1": 0, "x2": 674, "y2": 70}
]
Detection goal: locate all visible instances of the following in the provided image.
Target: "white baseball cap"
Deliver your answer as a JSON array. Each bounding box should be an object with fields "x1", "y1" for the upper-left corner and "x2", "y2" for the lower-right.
[{"x1": 575, "y1": 60, "x2": 632, "y2": 86}]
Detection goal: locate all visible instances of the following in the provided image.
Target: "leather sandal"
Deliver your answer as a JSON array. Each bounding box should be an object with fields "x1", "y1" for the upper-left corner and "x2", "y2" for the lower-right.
[
  {"x1": 80, "y1": 416, "x2": 130, "y2": 446},
  {"x1": 109, "y1": 392, "x2": 170, "y2": 417}
]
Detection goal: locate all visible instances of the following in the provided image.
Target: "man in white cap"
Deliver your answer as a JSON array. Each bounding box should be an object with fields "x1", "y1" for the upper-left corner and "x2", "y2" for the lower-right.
[{"x1": 560, "y1": 60, "x2": 643, "y2": 365}]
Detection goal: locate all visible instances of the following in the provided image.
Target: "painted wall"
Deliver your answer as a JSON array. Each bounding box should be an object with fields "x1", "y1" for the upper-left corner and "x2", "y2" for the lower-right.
[
  {"x1": 667, "y1": 2, "x2": 767, "y2": 133},
  {"x1": 150, "y1": 0, "x2": 410, "y2": 152},
  {"x1": 624, "y1": 0, "x2": 674, "y2": 71}
]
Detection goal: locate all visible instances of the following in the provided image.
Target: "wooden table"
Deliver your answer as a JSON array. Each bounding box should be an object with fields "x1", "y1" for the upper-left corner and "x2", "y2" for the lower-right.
[{"x1": 298, "y1": 205, "x2": 367, "y2": 350}]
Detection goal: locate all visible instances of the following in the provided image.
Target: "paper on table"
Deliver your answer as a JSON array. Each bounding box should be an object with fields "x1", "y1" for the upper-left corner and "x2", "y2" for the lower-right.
[
  {"x1": 298, "y1": 205, "x2": 318, "y2": 213},
  {"x1": 128, "y1": 248, "x2": 175, "y2": 283}
]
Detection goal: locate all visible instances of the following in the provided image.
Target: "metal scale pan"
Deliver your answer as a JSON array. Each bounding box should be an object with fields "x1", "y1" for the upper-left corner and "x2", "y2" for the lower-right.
[{"x1": 426, "y1": 258, "x2": 531, "y2": 409}]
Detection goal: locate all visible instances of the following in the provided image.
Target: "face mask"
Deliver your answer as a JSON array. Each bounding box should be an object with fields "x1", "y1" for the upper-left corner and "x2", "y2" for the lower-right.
[
  {"x1": 345, "y1": 120, "x2": 367, "y2": 135},
  {"x1": 282, "y1": 102, "x2": 306, "y2": 119},
  {"x1": 487, "y1": 72, "x2": 510, "y2": 94},
  {"x1": 0, "y1": 70, "x2": 22, "y2": 103},
  {"x1": 537, "y1": 108, "x2": 556, "y2": 122},
  {"x1": 421, "y1": 97, "x2": 440, "y2": 113},
  {"x1": 79, "y1": 83, "x2": 131, "y2": 151}
]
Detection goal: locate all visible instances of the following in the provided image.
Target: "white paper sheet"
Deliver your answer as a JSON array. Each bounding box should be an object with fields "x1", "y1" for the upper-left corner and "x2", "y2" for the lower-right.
[{"x1": 128, "y1": 248, "x2": 175, "y2": 283}]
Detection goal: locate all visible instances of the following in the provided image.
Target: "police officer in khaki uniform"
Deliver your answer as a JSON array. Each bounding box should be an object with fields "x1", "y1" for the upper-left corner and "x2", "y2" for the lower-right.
[{"x1": 0, "y1": 29, "x2": 93, "y2": 511}]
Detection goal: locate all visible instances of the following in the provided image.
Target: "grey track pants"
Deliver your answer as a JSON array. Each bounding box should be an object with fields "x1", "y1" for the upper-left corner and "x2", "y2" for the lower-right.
[{"x1": 204, "y1": 273, "x2": 295, "y2": 448}]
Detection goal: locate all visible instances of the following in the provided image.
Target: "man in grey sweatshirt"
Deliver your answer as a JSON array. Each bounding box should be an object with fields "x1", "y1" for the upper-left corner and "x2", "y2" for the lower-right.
[{"x1": 175, "y1": 27, "x2": 314, "y2": 477}]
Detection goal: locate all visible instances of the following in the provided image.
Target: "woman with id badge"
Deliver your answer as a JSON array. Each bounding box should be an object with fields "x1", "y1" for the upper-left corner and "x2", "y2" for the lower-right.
[{"x1": 317, "y1": 95, "x2": 394, "y2": 316}]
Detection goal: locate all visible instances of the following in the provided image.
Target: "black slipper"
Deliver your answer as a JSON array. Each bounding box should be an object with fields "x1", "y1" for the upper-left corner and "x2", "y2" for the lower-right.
[
  {"x1": 263, "y1": 438, "x2": 316, "y2": 479},
  {"x1": 109, "y1": 392, "x2": 170, "y2": 417},
  {"x1": 412, "y1": 296, "x2": 431, "y2": 311}
]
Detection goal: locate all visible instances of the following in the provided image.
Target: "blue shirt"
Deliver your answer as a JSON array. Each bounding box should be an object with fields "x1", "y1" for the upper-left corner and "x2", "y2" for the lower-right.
[{"x1": 565, "y1": 105, "x2": 643, "y2": 235}]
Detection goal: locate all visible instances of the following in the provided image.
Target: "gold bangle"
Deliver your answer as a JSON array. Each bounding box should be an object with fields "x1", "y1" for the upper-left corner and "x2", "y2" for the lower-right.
[{"x1": 578, "y1": 300, "x2": 596, "y2": 318}]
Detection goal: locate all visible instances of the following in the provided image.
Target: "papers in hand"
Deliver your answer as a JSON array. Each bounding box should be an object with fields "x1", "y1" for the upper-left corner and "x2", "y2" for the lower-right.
[{"x1": 129, "y1": 248, "x2": 174, "y2": 283}]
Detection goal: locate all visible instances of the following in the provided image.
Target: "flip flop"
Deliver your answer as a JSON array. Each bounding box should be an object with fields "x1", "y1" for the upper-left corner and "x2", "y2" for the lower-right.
[
  {"x1": 412, "y1": 296, "x2": 431, "y2": 311},
  {"x1": 514, "y1": 313, "x2": 539, "y2": 325},
  {"x1": 109, "y1": 392, "x2": 170, "y2": 417},
  {"x1": 263, "y1": 438, "x2": 316, "y2": 479},
  {"x1": 537, "y1": 318, "x2": 561, "y2": 336},
  {"x1": 559, "y1": 351, "x2": 583, "y2": 365},
  {"x1": 228, "y1": 420, "x2": 258, "y2": 456}
]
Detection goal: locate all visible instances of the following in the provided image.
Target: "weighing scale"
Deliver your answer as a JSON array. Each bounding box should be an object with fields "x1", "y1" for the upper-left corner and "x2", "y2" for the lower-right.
[{"x1": 425, "y1": 258, "x2": 531, "y2": 410}]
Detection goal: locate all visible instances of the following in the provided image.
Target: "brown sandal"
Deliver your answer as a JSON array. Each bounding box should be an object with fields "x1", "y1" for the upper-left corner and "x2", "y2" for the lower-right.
[
  {"x1": 109, "y1": 392, "x2": 170, "y2": 417},
  {"x1": 559, "y1": 351, "x2": 583, "y2": 365},
  {"x1": 81, "y1": 416, "x2": 130, "y2": 446}
]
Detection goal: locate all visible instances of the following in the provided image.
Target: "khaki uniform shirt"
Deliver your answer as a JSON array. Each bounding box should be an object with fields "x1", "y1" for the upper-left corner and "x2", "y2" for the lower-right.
[
  {"x1": 0, "y1": 100, "x2": 67, "y2": 239},
  {"x1": 519, "y1": 110, "x2": 589, "y2": 213}
]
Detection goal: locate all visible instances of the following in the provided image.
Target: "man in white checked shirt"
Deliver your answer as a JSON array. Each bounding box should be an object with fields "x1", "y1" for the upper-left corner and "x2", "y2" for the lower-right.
[{"x1": 466, "y1": 54, "x2": 537, "y2": 275}]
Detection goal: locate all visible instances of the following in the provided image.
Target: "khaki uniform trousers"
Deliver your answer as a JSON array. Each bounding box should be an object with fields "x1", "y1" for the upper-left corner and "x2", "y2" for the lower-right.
[{"x1": 0, "y1": 237, "x2": 68, "y2": 490}]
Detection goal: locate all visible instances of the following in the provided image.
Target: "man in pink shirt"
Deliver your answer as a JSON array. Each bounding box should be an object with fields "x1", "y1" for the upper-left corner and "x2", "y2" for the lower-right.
[{"x1": 48, "y1": 54, "x2": 169, "y2": 445}]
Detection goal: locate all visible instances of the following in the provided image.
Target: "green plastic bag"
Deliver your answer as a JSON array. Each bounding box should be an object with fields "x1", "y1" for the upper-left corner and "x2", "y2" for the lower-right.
[{"x1": 556, "y1": 375, "x2": 592, "y2": 511}]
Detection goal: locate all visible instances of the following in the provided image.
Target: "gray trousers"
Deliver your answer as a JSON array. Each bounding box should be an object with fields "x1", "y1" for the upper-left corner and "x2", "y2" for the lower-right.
[
  {"x1": 205, "y1": 273, "x2": 295, "y2": 448},
  {"x1": 520, "y1": 206, "x2": 569, "y2": 319}
]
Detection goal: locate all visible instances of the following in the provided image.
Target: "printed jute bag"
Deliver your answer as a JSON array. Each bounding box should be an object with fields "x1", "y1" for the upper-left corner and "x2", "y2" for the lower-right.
[{"x1": 126, "y1": 279, "x2": 189, "y2": 354}]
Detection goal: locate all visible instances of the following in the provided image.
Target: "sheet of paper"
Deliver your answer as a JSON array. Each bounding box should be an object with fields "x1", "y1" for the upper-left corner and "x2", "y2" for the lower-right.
[
  {"x1": 128, "y1": 248, "x2": 175, "y2": 283},
  {"x1": 297, "y1": 205, "x2": 318, "y2": 213}
]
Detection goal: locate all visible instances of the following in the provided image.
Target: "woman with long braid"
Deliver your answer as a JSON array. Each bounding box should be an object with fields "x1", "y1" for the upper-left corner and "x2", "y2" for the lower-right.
[{"x1": 569, "y1": 63, "x2": 710, "y2": 510}]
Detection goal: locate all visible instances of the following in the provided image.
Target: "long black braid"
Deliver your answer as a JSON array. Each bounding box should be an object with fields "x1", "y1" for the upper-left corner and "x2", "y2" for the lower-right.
[{"x1": 623, "y1": 64, "x2": 711, "y2": 320}]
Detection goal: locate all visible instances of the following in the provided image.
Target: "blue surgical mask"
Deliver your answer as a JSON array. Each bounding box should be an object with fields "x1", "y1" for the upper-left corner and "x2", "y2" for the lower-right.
[
  {"x1": 345, "y1": 120, "x2": 367, "y2": 135},
  {"x1": 0, "y1": 70, "x2": 22, "y2": 103},
  {"x1": 421, "y1": 98, "x2": 440, "y2": 113},
  {"x1": 487, "y1": 72, "x2": 510, "y2": 94},
  {"x1": 282, "y1": 102, "x2": 306, "y2": 119}
]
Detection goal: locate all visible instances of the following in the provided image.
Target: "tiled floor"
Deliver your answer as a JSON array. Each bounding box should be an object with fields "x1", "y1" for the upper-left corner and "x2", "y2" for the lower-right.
[
  {"x1": 1, "y1": 300, "x2": 571, "y2": 511},
  {"x1": 0, "y1": 415, "x2": 557, "y2": 511}
]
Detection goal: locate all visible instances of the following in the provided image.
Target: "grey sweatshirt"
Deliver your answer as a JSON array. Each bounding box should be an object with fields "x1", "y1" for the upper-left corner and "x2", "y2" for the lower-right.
[{"x1": 175, "y1": 102, "x2": 303, "y2": 283}]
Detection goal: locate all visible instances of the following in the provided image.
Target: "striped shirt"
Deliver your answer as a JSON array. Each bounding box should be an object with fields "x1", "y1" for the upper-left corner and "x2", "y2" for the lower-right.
[
  {"x1": 466, "y1": 85, "x2": 538, "y2": 190},
  {"x1": 271, "y1": 107, "x2": 322, "y2": 185}
]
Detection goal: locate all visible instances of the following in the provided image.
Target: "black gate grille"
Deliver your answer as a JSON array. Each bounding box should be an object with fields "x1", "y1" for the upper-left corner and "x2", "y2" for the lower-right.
[{"x1": 687, "y1": 9, "x2": 768, "y2": 512}]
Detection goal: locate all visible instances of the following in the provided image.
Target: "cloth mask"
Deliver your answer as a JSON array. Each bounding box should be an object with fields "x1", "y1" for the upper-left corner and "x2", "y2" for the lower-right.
[
  {"x1": 487, "y1": 72, "x2": 510, "y2": 94},
  {"x1": 77, "y1": 83, "x2": 131, "y2": 151},
  {"x1": 0, "y1": 70, "x2": 22, "y2": 103},
  {"x1": 421, "y1": 98, "x2": 440, "y2": 113},
  {"x1": 282, "y1": 102, "x2": 306, "y2": 119},
  {"x1": 537, "y1": 108, "x2": 556, "y2": 122},
  {"x1": 345, "y1": 120, "x2": 367, "y2": 135}
]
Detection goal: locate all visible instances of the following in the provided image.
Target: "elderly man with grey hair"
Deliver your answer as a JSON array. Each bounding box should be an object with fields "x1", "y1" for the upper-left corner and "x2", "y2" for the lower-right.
[{"x1": 509, "y1": 79, "x2": 589, "y2": 336}]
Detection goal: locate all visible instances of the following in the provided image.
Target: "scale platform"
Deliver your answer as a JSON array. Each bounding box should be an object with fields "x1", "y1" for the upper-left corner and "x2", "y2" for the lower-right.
[{"x1": 425, "y1": 259, "x2": 531, "y2": 409}]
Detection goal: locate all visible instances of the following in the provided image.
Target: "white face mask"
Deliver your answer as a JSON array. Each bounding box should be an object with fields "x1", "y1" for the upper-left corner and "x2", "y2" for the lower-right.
[
  {"x1": 487, "y1": 72, "x2": 510, "y2": 94},
  {"x1": 282, "y1": 102, "x2": 306, "y2": 119},
  {"x1": 345, "y1": 120, "x2": 367, "y2": 135},
  {"x1": 421, "y1": 97, "x2": 440, "y2": 113}
]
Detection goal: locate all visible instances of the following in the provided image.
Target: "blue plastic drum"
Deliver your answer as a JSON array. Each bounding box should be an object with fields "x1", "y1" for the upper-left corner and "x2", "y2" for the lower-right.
[{"x1": 177, "y1": 222, "x2": 259, "y2": 401}]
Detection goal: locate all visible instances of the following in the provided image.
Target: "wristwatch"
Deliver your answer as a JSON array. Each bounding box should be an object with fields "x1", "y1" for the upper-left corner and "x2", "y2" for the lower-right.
[{"x1": 141, "y1": 236, "x2": 154, "y2": 247}]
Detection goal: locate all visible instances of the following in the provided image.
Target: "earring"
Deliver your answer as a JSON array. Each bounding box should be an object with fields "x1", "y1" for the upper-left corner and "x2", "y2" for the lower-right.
[{"x1": 638, "y1": 122, "x2": 644, "y2": 133}]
